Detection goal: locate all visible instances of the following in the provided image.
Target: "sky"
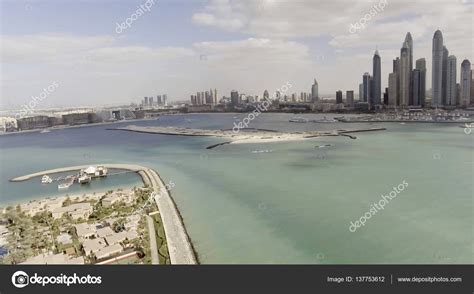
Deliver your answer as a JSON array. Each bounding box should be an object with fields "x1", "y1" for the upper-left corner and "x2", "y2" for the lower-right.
[{"x1": 0, "y1": 0, "x2": 473, "y2": 109}]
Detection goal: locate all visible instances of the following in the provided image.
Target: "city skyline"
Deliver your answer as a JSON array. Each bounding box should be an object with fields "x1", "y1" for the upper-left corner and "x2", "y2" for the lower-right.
[{"x1": 1, "y1": 0, "x2": 473, "y2": 109}]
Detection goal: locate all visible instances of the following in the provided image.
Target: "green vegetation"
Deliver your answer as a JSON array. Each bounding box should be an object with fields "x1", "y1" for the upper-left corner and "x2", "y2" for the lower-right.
[{"x1": 152, "y1": 212, "x2": 170, "y2": 264}]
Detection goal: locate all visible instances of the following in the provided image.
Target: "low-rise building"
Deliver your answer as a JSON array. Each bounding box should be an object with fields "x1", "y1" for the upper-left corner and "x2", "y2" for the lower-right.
[
  {"x1": 82, "y1": 238, "x2": 107, "y2": 256},
  {"x1": 20, "y1": 253, "x2": 84, "y2": 264},
  {"x1": 74, "y1": 223, "x2": 96, "y2": 239},
  {"x1": 105, "y1": 229, "x2": 138, "y2": 246},
  {"x1": 101, "y1": 191, "x2": 133, "y2": 208},
  {"x1": 96, "y1": 226, "x2": 114, "y2": 238},
  {"x1": 52, "y1": 203, "x2": 92, "y2": 220},
  {"x1": 95, "y1": 244, "x2": 123, "y2": 260}
]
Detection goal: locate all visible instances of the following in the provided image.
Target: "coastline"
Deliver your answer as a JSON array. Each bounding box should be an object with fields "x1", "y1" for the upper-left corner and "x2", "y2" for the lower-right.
[
  {"x1": 9, "y1": 163, "x2": 198, "y2": 265},
  {"x1": 0, "y1": 117, "x2": 158, "y2": 137}
]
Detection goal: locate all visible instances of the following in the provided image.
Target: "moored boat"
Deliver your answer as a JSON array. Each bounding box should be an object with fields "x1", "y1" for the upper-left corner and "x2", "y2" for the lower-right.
[{"x1": 41, "y1": 175, "x2": 53, "y2": 184}]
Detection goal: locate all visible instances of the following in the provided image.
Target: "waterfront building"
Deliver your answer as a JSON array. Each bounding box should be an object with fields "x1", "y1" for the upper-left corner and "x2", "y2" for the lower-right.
[
  {"x1": 209, "y1": 88, "x2": 214, "y2": 104},
  {"x1": 383, "y1": 87, "x2": 389, "y2": 105},
  {"x1": 231, "y1": 90, "x2": 240, "y2": 106},
  {"x1": 400, "y1": 41, "x2": 410, "y2": 106},
  {"x1": 144, "y1": 97, "x2": 149, "y2": 107},
  {"x1": 412, "y1": 69, "x2": 422, "y2": 106},
  {"x1": 405, "y1": 33, "x2": 414, "y2": 104},
  {"x1": 456, "y1": 83, "x2": 461, "y2": 105},
  {"x1": 196, "y1": 92, "x2": 202, "y2": 105},
  {"x1": 460, "y1": 59, "x2": 472, "y2": 106},
  {"x1": 388, "y1": 72, "x2": 398, "y2": 106},
  {"x1": 263, "y1": 90, "x2": 269, "y2": 100},
  {"x1": 446, "y1": 55, "x2": 457, "y2": 106},
  {"x1": 416, "y1": 58, "x2": 427, "y2": 107},
  {"x1": 336, "y1": 91, "x2": 343, "y2": 104},
  {"x1": 214, "y1": 89, "x2": 218, "y2": 104},
  {"x1": 372, "y1": 50, "x2": 381, "y2": 105},
  {"x1": 149, "y1": 97, "x2": 154, "y2": 106},
  {"x1": 311, "y1": 79, "x2": 319, "y2": 102},
  {"x1": 471, "y1": 75, "x2": 474, "y2": 105},
  {"x1": 362, "y1": 72, "x2": 372, "y2": 103},
  {"x1": 393, "y1": 57, "x2": 400, "y2": 104},
  {"x1": 346, "y1": 90, "x2": 354, "y2": 106},
  {"x1": 432, "y1": 30, "x2": 444, "y2": 107},
  {"x1": 442, "y1": 46, "x2": 449, "y2": 105},
  {"x1": 163, "y1": 94, "x2": 167, "y2": 106}
]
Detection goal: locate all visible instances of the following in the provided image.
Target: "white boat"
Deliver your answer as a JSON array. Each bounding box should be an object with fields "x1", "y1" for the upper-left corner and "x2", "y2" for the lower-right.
[
  {"x1": 41, "y1": 175, "x2": 53, "y2": 184},
  {"x1": 252, "y1": 149, "x2": 273, "y2": 153},
  {"x1": 289, "y1": 117, "x2": 308, "y2": 123},
  {"x1": 312, "y1": 116, "x2": 337, "y2": 123},
  {"x1": 77, "y1": 174, "x2": 91, "y2": 184},
  {"x1": 58, "y1": 181, "x2": 73, "y2": 190},
  {"x1": 40, "y1": 129, "x2": 51, "y2": 133}
]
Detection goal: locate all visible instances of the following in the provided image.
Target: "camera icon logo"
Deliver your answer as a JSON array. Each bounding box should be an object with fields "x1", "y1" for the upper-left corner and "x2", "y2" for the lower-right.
[{"x1": 11, "y1": 271, "x2": 29, "y2": 288}]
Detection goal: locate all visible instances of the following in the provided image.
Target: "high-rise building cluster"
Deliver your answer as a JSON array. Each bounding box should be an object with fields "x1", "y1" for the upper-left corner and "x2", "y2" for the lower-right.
[
  {"x1": 142, "y1": 94, "x2": 167, "y2": 108},
  {"x1": 359, "y1": 30, "x2": 472, "y2": 109},
  {"x1": 185, "y1": 30, "x2": 472, "y2": 111},
  {"x1": 190, "y1": 89, "x2": 218, "y2": 105}
]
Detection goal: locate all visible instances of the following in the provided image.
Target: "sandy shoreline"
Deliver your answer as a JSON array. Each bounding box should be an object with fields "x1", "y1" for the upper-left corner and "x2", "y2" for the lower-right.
[
  {"x1": 112, "y1": 125, "x2": 386, "y2": 148},
  {"x1": 8, "y1": 163, "x2": 198, "y2": 265}
]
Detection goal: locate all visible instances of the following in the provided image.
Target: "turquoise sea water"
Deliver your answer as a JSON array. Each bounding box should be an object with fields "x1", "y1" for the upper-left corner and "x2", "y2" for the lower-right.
[{"x1": 0, "y1": 113, "x2": 472, "y2": 264}]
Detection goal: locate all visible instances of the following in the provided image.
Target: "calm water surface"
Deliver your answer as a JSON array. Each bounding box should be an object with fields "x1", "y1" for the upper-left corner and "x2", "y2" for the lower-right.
[{"x1": 0, "y1": 113, "x2": 472, "y2": 264}]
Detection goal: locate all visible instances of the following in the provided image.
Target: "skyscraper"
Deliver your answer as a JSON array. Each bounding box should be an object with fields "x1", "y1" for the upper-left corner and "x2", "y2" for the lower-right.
[
  {"x1": 388, "y1": 72, "x2": 398, "y2": 106},
  {"x1": 412, "y1": 69, "x2": 421, "y2": 106},
  {"x1": 400, "y1": 41, "x2": 410, "y2": 106},
  {"x1": 392, "y1": 57, "x2": 400, "y2": 105},
  {"x1": 405, "y1": 33, "x2": 413, "y2": 72},
  {"x1": 209, "y1": 88, "x2": 214, "y2": 104},
  {"x1": 372, "y1": 50, "x2": 381, "y2": 105},
  {"x1": 346, "y1": 91, "x2": 354, "y2": 106},
  {"x1": 230, "y1": 90, "x2": 239, "y2": 106},
  {"x1": 405, "y1": 33, "x2": 414, "y2": 104},
  {"x1": 441, "y1": 46, "x2": 449, "y2": 105},
  {"x1": 214, "y1": 89, "x2": 218, "y2": 104},
  {"x1": 311, "y1": 79, "x2": 319, "y2": 102},
  {"x1": 196, "y1": 92, "x2": 202, "y2": 105},
  {"x1": 446, "y1": 55, "x2": 457, "y2": 106},
  {"x1": 460, "y1": 59, "x2": 472, "y2": 106},
  {"x1": 336, "y1": 90, "x2": 343, "y2": 104},
  {"x1": 362, "y1": 73, "x2": 372, "y2": 103},
  {"x1": 263, "y1": 90, "x2": 269, "y2": 100},
  {"x1": 359, "y1": 83, "x2": 363, "y2": 102},
  {"x1": 415, "y1": 58, "x2": 426, "y2": 107},
  {"x1": 432, "y1": 30, "x2": 444, "y2": 107}
]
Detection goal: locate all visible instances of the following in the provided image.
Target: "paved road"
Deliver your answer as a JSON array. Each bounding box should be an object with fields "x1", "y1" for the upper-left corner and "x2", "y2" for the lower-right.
[{"x1": 146, "y1": 215, "x2": 159, "y2": 265}]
